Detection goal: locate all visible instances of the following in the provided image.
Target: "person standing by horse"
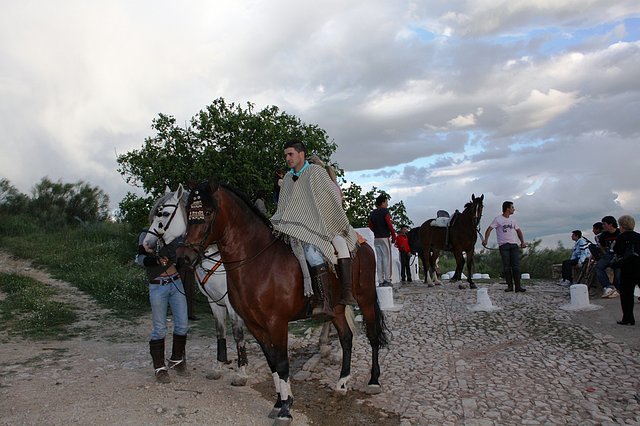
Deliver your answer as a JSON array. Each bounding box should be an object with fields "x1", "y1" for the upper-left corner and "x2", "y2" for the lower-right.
[
  {"x1": 136, "y1": 189, "x2": 190, "y2": 383},
  {"x1": 395, "y1": 225, "x2": 412, "y2": 282},
  {"x1": 482, "y1": 201, "x2": 527, "y2": 292},
  {"x1": 270, "y1": 138, "x2": 358, "y2": 320},
  {"x1": 369, "y1": 194, "x2": 397, "y2": 286}
]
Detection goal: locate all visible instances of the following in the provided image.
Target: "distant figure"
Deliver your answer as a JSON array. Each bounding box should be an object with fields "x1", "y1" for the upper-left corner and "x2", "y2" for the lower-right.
[
  {"x1": 272, "y1": 169, "x2": 285, "y2": 204},
  {"x1": 368, "y1": 194, "x2": 397, "y2": 286},
  {"x1": 254, "y1": 190, "x2": 267, "y2": 215},
  {"x1": 612, "y1": 215, "x2": 640, "y2": 325},
  {"x1": 482, "y1": 201, "x2": 527, "y2": 293},
  {"x1": 395, "y1": 225, "x2": 412, "y2": 282},
  {"x1": 559, "y1": 230, "x2": 590, "y2": 286},
  {"x1": 597, "y1": 216, "x2": 620, "y2": 299}
]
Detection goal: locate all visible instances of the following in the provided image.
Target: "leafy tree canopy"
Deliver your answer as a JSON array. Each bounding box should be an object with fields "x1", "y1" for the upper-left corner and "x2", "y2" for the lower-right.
[{"x1": 117, "y1": 97, "x2": 415, "y2": 230}]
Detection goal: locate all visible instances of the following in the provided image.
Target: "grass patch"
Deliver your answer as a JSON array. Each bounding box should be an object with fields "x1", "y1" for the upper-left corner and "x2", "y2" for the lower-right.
[
  {"x1": 0, "y1": 273, "x2": 77, "y2": 339},
  {"x1": 0, "y1": 214, "x2": 148, "y2": 317}
]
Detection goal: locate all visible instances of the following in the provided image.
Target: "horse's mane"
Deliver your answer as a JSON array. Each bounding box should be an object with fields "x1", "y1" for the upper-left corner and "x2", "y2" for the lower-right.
[
  {"x1": 149, "y1": 190, "x2": 189, "y2": 224},
  {"x1": 221, "y1": 184, "x2": 273, "y2": 230}
]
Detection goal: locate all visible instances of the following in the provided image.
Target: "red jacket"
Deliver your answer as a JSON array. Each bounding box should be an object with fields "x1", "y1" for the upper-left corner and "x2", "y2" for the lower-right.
[{"x1": 395, "y1": 234, "x2": 410, "y2": 253}]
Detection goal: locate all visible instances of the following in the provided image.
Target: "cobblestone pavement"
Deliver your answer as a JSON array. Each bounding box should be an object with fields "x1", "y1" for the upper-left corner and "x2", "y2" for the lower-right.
[{"x1": 298, "y1": 280, "x2": 640, "y2": 425}]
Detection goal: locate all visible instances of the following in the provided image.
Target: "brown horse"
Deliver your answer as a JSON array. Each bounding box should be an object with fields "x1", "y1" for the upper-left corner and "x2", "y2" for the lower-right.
[
  {"x1": 177, "y1": 179, "x2": 389, "y2": 424},
  {"x1": 419, "y1": 194, "x2": 484, "y2": 289}
]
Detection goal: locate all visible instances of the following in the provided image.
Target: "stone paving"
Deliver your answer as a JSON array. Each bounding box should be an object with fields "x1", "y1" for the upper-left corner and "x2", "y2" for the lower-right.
[{"x1": 298, "y1": 280, "x2": 640, "y2": 425}]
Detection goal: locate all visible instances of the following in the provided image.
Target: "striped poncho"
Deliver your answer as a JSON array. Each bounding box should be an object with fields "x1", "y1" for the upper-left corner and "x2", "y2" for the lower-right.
[{"x1": 271, "y1": 164, "x2": 357, "y2": 265}]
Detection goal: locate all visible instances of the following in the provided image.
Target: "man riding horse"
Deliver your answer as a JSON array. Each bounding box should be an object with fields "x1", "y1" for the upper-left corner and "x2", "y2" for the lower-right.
[{"x1": 270, "y1": 138, "x2": 357, "y2": 320}]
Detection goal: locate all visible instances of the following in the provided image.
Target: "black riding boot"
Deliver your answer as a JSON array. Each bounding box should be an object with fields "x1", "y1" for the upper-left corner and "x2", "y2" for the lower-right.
[
  {"x1": 149, "y1": 339, "x2": 170, "y2": 383},
  {"x1": 337, "y1": 258, "x2": 357, "y2": 306},
  {"x1": 169, "y1": 333, "x2": 189, "y2": 376},
  {"x1": 504, "y1": 270, "x2": 514, "y2": 292},
  {"x1": 310, "y1": 264, "x2": 335, "y2": 321},
  {"x1": 514, "y1": 274, "x2": 526, "y2": 293}
]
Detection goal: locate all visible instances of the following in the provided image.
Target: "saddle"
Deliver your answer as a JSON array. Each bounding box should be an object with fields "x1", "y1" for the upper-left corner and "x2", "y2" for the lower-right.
[{"x1": 428, "y1": 210, "x2": 460, "y2": 249}]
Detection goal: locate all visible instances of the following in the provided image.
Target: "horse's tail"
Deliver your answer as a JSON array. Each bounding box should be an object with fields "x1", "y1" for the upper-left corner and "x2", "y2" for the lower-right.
[{"x1": 369, "y1": 295, "x2": 390, "y2": 349}]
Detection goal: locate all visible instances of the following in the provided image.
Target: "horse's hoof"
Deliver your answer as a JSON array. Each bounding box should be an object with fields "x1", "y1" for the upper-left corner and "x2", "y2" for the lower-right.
[
  {"x1": 206, "y1": 371, "x2": 223, "y2": 380},
  {"x1": 366, "y1": 384, "x2": 382, "y2": 395},
  {"x1": 320, "y1": 345, "x2": 331, "y2": 358},
  {"x1": 427, "y1": 283, "x2": 434, "y2": 288},
  {"x1": 231, "y1": 376, "x2": 248, "y2": 386},
  {"x1": 274, "y1": 416, "x2": 293, "y2": 426},
  {"x1": 469, "y1": 283, "x2": 478, "y2": 289},
  {"x1": 268, "y1": 408, "x2": 280, "y2": 419},
  {"x1": 458, "y1": 284, "x2": 467, "y2": 290}
]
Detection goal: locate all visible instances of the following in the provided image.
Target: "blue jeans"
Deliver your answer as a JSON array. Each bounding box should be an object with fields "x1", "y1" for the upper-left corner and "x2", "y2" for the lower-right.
[
  {"x1": 596, "y1": 252, "x2": 619, "y2": 290},
  {"x1": 499, "y1": 243, "x2": 521, "y2": 285},
  {"x1": 374, "y1": 237, "x2": 392, "y2": 283},
  {"x1": 149, "y1": 278, "x2": 189, "y2": 340}
]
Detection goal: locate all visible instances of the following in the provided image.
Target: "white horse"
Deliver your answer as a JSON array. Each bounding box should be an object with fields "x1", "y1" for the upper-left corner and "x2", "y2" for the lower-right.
[
  {"x1": 195, "y1": 244, "x2": 248, "y2": 386},
  {"x1": 143, "y1": 185, "x2": 248, "y2": 386}
]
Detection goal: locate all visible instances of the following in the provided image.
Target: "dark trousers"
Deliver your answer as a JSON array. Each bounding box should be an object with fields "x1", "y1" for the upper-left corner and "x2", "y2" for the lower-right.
[
  {"x1": 619, "y1": 262, "x2": 640, "y2": 323},
  {"x1": 399, "y1": 251, "x2": 412, "y2": 281},
  {"x1": 561, "y1": 258, "x2": 578, "y2": 282},
  {"x1": 596, "y1": 252, "x2": 620, "y2": 290},
  {"x1": 499, "y1": 243, "x2": 521, "y2": 286}
]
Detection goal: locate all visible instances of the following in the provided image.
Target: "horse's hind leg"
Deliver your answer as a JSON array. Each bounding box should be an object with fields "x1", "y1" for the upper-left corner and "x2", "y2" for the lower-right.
[
  {"x1": 331, "y1": 305, "x2": 353, "y2": 394},
  {"x1": 205, "y1": 303, "x2": 228, "y2": 380},
  {"x1": 467, "y1": 253, "x2": 477, "y2": 289},
  {"x1": 359, "y1": 298, "x2": 388, "y2": 395}
]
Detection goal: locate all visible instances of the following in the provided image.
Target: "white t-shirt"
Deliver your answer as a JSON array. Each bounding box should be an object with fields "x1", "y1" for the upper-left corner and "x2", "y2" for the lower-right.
[{"x1": 489, "y1": 215, "x2": 521, "y2": 246}]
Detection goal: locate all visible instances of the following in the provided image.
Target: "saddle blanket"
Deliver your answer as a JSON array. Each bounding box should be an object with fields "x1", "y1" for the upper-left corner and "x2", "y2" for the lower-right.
[{"x1": 431, "y1": 217, "x2": 450, "y2": 227}]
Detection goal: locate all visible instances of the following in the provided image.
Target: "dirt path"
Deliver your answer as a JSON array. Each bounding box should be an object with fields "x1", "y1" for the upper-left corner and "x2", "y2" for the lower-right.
[{"x1": 0, "y1": 251, "x2": 399, "y2": 425}]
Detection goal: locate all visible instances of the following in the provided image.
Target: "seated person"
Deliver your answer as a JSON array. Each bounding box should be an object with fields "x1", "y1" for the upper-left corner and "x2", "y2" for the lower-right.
[
  {"x1": 559, "y1": 230, "x2": 590, "y2": 286},
  {"x1": 597, "y1": 216, "x2": 621, "y2": 298}
]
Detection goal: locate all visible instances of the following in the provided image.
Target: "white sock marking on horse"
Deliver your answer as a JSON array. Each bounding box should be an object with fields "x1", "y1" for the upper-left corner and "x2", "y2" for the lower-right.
[
  {"x1": 335, "y1": 375, "x2": 350, "y2": 391},
  {"x1": 279, "y1": 379, "x2": 292, "y2": 400},
  {"x1": 272, "y1": 372, "x2": 280, "y2": 394}
]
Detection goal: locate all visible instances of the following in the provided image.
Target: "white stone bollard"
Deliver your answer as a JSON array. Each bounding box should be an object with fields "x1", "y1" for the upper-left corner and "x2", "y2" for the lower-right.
[
  {"x1": 376, "y1": 286, "x2": 401, "y2": 311},
  {"x1": 521, "y1": 273, "x2": 530, "y2": 279},
  {"x1": 469, "y1": 287, "x2": 498, "y2": 312},
  {"x1": 560, "y1": 284, "x2": 601, "y2": 311}
]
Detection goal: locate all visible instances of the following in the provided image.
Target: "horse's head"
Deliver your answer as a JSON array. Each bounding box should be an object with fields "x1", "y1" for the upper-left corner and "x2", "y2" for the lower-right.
[
  {"x1": 470, "y1": 193, "x2": 484, "y2": 227},
  {"x1": 142, "y1": 184, "x2": 188, "y2": 249},
  {"x1": 178, "y1": 178, "x2": 221, "y2": 266}
]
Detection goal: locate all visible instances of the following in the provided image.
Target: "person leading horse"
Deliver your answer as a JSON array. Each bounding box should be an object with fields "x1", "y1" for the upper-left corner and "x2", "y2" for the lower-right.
[{"x1": 270, "y1": 138, "x2": 357, "y2": 320}]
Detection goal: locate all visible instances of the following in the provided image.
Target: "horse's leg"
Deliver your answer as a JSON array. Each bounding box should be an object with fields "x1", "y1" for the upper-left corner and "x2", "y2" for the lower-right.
[
  {"x1": 229, "y1": 310, "x2": 248, "y2": 386},
  {"x1": 431, "y1": 251, "x2": 442, "y2": 285},
  {"x1": 256, "y1": 325, "x2": 293, "y2": 423},
  {"x1": 467, "y1": 252, "x2": 477, "y2": 289},
  {"x1": 319, "y1": 321, "x2": 332, "y2": 358},
  {"x1": 330, "y1": 304, "x2": 353, "y2": 394},
  {"x1": 359, "y1": 295, "x2": 388, "y2": 395},
  {"x1": 205, "y1": 302, "x2": 229, "y2": 380},
  {"x1": 452, "y1": 251, "x2": 465, "y2": 281}
]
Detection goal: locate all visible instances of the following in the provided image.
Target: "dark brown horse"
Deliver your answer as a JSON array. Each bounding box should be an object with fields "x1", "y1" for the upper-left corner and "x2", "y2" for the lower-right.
[
  {"x1": 419, "y1": 194, "x2": 484, "y2": 289},
  {"x1": 177, "y1": 179, "x2": 388, "y2": 424}
]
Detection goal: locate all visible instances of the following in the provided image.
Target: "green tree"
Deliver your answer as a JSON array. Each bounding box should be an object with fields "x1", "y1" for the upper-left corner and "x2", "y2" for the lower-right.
[
  {"x1": 0, "y1": 178, "x2": 29, "y2": 214},
  {"x1": 342, "y1": 183, "x2": 412, "y2": 230},
  {"x1": 30, "y1": 177, "x2": 109, "y2": 225},
  {"x1": 117, "y1": 98, "x2": 336, "y2": 205}
]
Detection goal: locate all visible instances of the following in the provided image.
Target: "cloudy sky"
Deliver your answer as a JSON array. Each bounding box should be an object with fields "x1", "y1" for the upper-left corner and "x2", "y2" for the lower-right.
[{"x1": 1, "y1": 1, "x2": 639, "y2": 248}]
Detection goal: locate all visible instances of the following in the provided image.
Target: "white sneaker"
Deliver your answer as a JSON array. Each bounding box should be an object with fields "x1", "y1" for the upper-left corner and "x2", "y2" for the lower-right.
[
  {"x1": 601, "y1": 287, "x2": 614, "y2": 298},
  {"x1": 606, "y1": 289, "x2": 620, "y2": 299}
]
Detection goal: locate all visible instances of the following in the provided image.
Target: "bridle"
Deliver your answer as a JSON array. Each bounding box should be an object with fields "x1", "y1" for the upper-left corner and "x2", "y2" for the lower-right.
[{"x1": 148, "y1": 201, "x2": 183, "y2": 247}]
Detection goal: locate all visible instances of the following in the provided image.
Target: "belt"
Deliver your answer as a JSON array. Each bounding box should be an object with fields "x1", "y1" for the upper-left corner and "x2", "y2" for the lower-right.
[{"x1": 150, "y1": 273, "x2": 180, "y2": 285}]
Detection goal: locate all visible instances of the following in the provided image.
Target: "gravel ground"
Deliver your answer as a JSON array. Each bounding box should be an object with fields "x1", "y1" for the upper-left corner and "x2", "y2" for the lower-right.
[{"x1": 1, "y1": 250, "x2": 639, "y2": 425}]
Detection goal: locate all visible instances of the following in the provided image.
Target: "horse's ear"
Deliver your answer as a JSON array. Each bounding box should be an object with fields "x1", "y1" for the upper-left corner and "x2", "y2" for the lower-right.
[
  {"x1": 164, "y1": 185, "x2": 171, "y2": 194},
  {"x1": 208, "y1": 176, "x2": 220, "y2": 193},
  {"x1": 472, "y1": 193, "x2": 476, "y2": 201},
  {"x1": 479, "y1": 194, "x2": 484, "y2": 201},
  {"x1": 175, "y1": 183, "x2": 184, "y2": 199}
]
